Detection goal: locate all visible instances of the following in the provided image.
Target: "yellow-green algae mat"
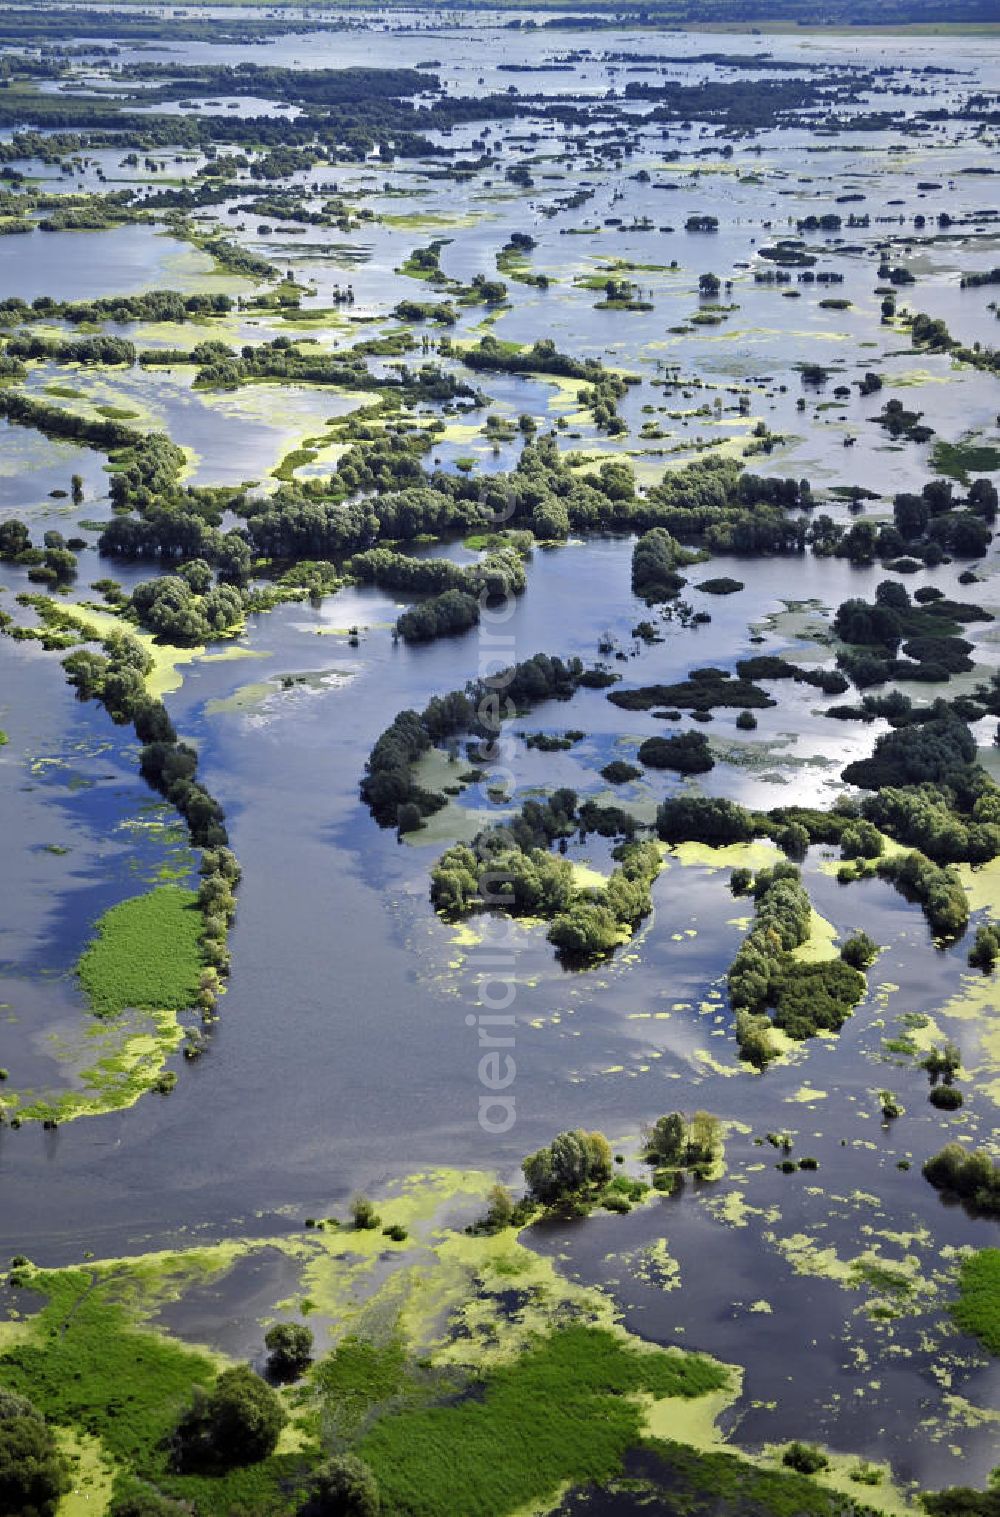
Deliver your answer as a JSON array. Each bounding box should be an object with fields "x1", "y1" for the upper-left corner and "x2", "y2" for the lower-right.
[{"x1": 0, "y1": 1168, "x2": 921, "y2": 1517}]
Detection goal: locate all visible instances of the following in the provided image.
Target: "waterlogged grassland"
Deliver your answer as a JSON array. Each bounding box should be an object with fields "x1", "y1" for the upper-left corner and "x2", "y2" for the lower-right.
[
  {"x1": 357, "y1": 1325, "x2": 726, "y2": 1517},
  {"x1": 0, "y1": 883, "x2": 211, "y2": 1123},
  {"x1": 0, "y1": 1170, "x2": 741, "y2": 1517},
  {"x1": 0, "y1": 1260, "x2": 308, "y2": 1517},
  {"x1": 10, "y1": 1005, "x2": 188, "y2": 1126},
  {"x1": 77, "y1": 885, "x2": 204, "y2": 1018},
  {"x1": 0, "y1": 1167, "x2": 928, "y2": 1517},
  {"x1": 951, "y1": 1249, "x2": 1000, "y2": 1356}
]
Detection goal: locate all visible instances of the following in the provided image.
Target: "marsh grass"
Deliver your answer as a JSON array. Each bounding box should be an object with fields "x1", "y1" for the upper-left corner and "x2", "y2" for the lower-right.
[
  {"x1": 358, "y1": 1324, "x2": 727, "y2": 1516},
  {"x1": 952, "y1": 1248, "x2": 1000, "y2": 1355},
  {"x1": 77, "y1": 885, "x2": 204, "y2": 1018},
  {"x1": 637, "y1": 1440, "x2": 866, "y2": 1517},
  {"x1": 0, "y1": 1267, "x2": 311, "y2": 1515}
]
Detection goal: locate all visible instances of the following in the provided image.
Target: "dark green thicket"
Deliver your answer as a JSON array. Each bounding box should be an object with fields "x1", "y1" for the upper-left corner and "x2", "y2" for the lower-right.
[
  {"x1": 0, "y1": 1388, "x2": 69, "y2": 1517},
  {"x1": 727, "y1": 864, "x2": 867, "y2": 1066},
  {"x1": 611, "y1": 667, "x2": 775, "y2": 714},
  {"x1": 631, "y1": 527, "x2": 701, "y2": 601},
  {"x1": 923, "y1": 1145, "x2": 1000, "y2": 1215},
  {"x1": 637, "y1": 731, "x2": 713, "y2": 773}
]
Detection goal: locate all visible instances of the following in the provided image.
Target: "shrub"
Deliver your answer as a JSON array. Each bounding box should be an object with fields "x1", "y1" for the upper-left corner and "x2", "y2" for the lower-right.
[
  {"x1": 109, "y1": 1488, "x2": 192, "y2": 1516},
  {"x1": 600, "y1": 760, "x2": 641, "y2": 785},
  {"x1": 782, "y1": 1442, "x2": 829, "y2": 1474},
  {"x1": 929, "y1": 1085, "x2": 964, "y2": 1111},
  {"x1": 923, "y1": 1144, "x2": 1000, "y2": 1214},
  {"x1": 601, "y1": 1191, "x2": 632, "y2": 1213},
  {"x1": 969, "y1": 924, "x2": 1000, "y2": 971},
  {"x1": 350, "y1": 1195, "x2": 381, "y2": 1231},
  {"x1": 841, "y1": 931, "x2": 879, "y2": 969},
  {"x1": 305, "y1": 1454, "x2": 381, "y2": 1515},
  {"x1": 264, "y1": 1322, "x2": 313, "y2": 1381}
]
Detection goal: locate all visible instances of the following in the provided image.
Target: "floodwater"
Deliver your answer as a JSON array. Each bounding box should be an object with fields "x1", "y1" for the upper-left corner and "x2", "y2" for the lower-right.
[{"x1": 0, "y1": 14, "x2": 998, "y2": 1492}]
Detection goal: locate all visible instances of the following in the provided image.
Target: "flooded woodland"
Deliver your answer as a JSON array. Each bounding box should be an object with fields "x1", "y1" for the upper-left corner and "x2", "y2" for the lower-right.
[{"x1": 0, "y1": 3, "x2": 997, "y2": 1514}]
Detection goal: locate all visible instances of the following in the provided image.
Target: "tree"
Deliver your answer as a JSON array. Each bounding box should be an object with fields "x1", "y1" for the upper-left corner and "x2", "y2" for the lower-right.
[
  {"x1": 547, "y1": 901, "x2": 620, "y2": 960},
  {"x1": 265, "y1": 1322, "x2": 313, "y2": 1381},
  {"x1": 0, "y1": 1395, "x2": 69, "y2": 1517},
  {"x1": 924, "y1": 1483, "x2": 1000, "y2": 1517},
  {"x1": 174, "y1": 1365, "x2": 285, "y2": 1469},
  {"x1": 841, "y1": 931, "x2": 878, "y2": 969},
  {"x1": 305, "y1": 1455, "x2": 380, "y2": 1516},
  {"x1": 522, "y1": 1129, "x2": 612, "y2": 1204},
  {"x1": 483, "y1": 1183, "x2": 515, "y2": 1231},
  {"x1": 686, "y1": 1110, "x2": 721, "y2": 1167},
  {"x1": 643, "y1": 1113, "x2": 686, "y2": 1166}
]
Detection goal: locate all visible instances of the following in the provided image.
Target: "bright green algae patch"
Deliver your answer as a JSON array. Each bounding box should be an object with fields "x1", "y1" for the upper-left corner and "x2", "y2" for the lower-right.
[
  {"x1": 77, "y1": 884, "x2": 204, "y2": 1018},
  {"x1": 952, "y1": 1249, "x2": 1000, "y2": 1356}
]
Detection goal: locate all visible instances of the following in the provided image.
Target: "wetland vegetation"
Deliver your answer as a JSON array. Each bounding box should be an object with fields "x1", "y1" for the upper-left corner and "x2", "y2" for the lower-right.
[{"x1": 0, "y1": 1, "x2": 999, "y2": 1513}]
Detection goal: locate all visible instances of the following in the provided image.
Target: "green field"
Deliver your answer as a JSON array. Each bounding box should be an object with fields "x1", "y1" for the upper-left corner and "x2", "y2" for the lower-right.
[
  {"x1": 0, "y1": 1265, "x2": 308, "y2": 1516},
  {"x1": 77, "y1": 885, "x2": 204, "y2": 1018},
  {"x1": 358, "y1": 1324, "x2": 726, "y2": 1516},
  {"x1": 952, "y1": 1249, "x2": 1000, "y2": 1356}
]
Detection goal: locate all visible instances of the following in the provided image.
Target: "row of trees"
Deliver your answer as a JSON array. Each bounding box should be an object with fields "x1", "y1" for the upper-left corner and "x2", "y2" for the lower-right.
[
  {"x1": 0, "y1": 289, "x2": 233, "y2": 326},
  {"x1": 361, "y1": 653, "x2": 592, "y2": 828},
  {"x1": 60, "y1": 627, "x2": 230, "y2": 855},
  {"x1": 6, "y1": 331, "x2": 136, "y2": 365}
]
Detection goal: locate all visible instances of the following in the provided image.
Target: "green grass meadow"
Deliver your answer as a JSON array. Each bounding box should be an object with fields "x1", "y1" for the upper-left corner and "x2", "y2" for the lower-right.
[{"x1": 77, "y1": 884, "x2": 205, "y2": 1018}]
